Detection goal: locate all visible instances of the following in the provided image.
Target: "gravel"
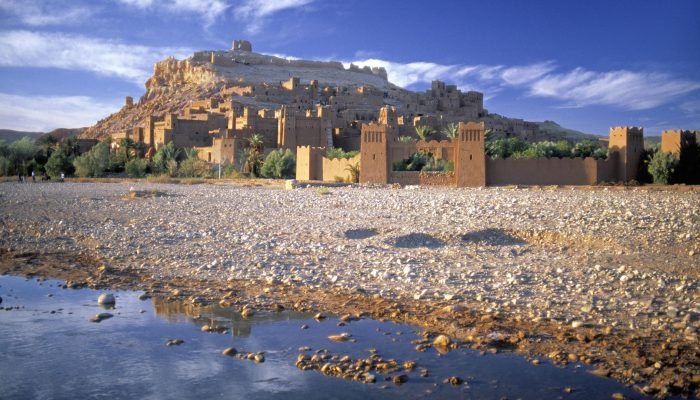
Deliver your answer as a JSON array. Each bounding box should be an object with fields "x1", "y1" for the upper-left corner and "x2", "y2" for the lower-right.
[{"x1": 1, "y1": 181, "x2": 698, "y2": 340}]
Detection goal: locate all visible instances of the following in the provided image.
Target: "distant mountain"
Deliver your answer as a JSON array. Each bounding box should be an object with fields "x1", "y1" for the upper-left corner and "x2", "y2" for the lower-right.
[
  {"x1": 43, "y1": 128, "x2": 88, "y2": 141},
  {"x1": 0, "y1": 129, "x2": 43, "y2": 143},
  {"x1": 0, "y1": 128, "x2": 87, "y2": 143},
  {"x1": 535, "y1": 120, "x2": 601, "y2": 142}
]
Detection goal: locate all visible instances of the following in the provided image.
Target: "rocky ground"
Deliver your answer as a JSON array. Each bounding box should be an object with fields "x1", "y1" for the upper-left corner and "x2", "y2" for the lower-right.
[{"x1": 0, "y1": 181, "x2": 698, "y2": 397}]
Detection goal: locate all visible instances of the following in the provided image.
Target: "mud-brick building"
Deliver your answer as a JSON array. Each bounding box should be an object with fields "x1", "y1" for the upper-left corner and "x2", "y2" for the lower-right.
[{"x1": 298, "y1": 115, "x2": 646, "y2": 187}]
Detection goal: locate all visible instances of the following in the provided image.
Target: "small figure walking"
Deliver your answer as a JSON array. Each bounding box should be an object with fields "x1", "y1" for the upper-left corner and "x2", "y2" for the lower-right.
[
  {"x1": 17, "y1": 172, "x2": 22, "y2": 183},
  {"x1": 60, "y1": 172, "x2": 65, "y2": 183},
  {"x1": 31, "y1": 170, "x2": 35, "y2": 183}
]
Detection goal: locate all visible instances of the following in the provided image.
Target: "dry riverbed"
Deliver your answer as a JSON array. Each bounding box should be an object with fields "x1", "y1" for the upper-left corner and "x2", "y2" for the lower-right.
[{"x1": 0, "y1": 181, "x2": 698, "y2": 398}]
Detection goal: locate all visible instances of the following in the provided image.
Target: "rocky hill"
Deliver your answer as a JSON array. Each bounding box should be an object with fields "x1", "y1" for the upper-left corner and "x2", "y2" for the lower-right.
[{"x1": 81, "y1": 43, "x2": 594, "y2": 143}]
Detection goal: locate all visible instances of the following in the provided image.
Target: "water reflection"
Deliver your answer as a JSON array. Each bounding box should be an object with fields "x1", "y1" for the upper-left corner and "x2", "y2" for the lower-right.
[
  {"x1": 0, "y1": 276, "x2": 646, "y2": 400},
  {"x1": 151, "y1": 296, "x2": 314, "y2": 338}
]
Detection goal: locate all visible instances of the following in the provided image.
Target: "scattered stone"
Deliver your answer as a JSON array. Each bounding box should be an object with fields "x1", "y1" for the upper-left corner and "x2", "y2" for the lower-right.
[
  {"x1": 137, "y1": 293, "x2": 151, "y2": 301},
  {"x1": 90, "y1": 312, "x2": 113, "y2": 322},
  {"x1": 328, "y1": 333, "x2": 351, "y2": 342},
  {"x1": 433, "y1": 334, "x2": 451, "y2": 348},
  {"x1": 444, "y1": 376, "x2": 463, "y2": 385},
  {"x1": 222, "y1": 347, "x2": 237, "y2": 356},
  {"x1": 590, "y1": 368, "x2": 610, "y2": 377},
  {"x1": 97, "y1": 293, "x2": 115, "y2": 305}
]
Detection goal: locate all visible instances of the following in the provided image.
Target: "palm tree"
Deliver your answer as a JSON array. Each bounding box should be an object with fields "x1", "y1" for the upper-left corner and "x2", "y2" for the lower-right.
[
  {"x1": 245, "y1": 133, "x2": 264, "y2": 177},
  {"x1": 415, "y1": 125, "x2": 434, "y2": 141},
  {"x1": 184, "y1": 147, "x2": 199, "y2": 160},
  {"x1": 441, "y1": 123, "x2": 459, "y2": 140},
  {"x1": 345, "y1": 162, "x2": 360, "y2": 183}
]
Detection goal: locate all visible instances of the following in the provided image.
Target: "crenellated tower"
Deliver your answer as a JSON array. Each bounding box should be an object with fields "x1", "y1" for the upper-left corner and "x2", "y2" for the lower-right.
[
  {"x1": 455, "y1": 121, "x2": 486, "y2": 187},
  {"x1": 359, "y1": 123, "x2": 393, "y2": 184},
  {"x1": 608, "y1": 126, "x2": 644, "y2": 182}
]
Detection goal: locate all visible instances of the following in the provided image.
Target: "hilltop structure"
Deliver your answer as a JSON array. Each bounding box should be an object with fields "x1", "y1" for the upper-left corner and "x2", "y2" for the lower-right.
[
  {"x1": 89, "y1": 39, "x2": 595, "y2": 146},
  {"x1": 97, "y1": 40, "x2": 697, "y2": 186}
]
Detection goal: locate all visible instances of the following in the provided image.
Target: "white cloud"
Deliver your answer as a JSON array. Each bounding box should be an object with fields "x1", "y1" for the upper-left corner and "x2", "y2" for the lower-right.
[
  {"x1": 528, "y1": 69, "x2": 700, "y2": 110},
  {"x1": 348, "y1": 57, "x2": 700, "y2": 110},
  {"x1": 346, "y1": 59, "x2": 458, "y2": 88},
  {"x1": 234, "y1": 0, "x2": 316, "y2": 34},
  {"x1": 116, "y1": 0, "x2": 229, "y2": 27},
  {"x1": 680, "y1": 99, "x2": 700, "y2": 115},
  {"x1": 0, "y1": 30, "x2": 192, "y2": 85},
  {"x1": 0, "y1": 93, "x2": 120, "y2": 131},
  {"x1": 0, "y1": 0, "x2": 94, "y2": 26}
]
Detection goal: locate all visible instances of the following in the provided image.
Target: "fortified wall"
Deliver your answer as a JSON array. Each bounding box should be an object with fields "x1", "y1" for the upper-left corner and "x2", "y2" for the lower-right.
[
  {"x1": 303, "y1": 118, "x2": 644, "y2": 187},
  {"x1": 661, "y1": 129, "x2": 698, "y2": 155}
]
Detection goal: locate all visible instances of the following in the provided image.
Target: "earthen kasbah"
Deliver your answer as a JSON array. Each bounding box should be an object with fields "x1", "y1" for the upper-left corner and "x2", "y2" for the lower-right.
[{"x1": 87, "y1": 40, "x2": 697, "y2": 186}]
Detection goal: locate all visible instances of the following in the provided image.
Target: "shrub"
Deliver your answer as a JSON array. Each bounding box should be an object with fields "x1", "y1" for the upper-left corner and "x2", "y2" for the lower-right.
[
  {"x1": 647, "y1": 149, "x2": 677, "y2": 184},
  {"x1": 125, "y1": 158, "x2": 148, "y2": 178},
  {"x1": 326, "y1": 147, "x2": 359, "y2": 160},
  {"x1": 261, "y1": 148, "x2": 295, "y2": 178},
  {"x1": 223, "y1": 163, "x2": 240, "y2": 178},
  {"x1": 178, "y1": 158, "x2": 210, "y2": 178},
  {"x1": 397, "y1": 136, "x2": 417, "y2": 143},
  {"x1": 443, "y1": 160, "x2": 454, "y2": 172}
]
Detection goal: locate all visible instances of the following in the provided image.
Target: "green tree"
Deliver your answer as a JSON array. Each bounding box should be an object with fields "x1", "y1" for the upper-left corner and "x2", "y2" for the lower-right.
[
  {"x1": 183, "y1": 147, "x2": 199, "y2": 160},
  {"x1": 244, "y1": 133, "x2": 264, "y2": 177},
  {"x1": 647, "y1": 149, "x2": 677, "y2": 184},
  {"x1": 415, "y1": 125, "x2": 434, "y2": 141},
  {"x1": 441, "y1": 123, "x2": 459, "y2": 140},
  {"x1": 73, "y1": 141, "x2": 110, "y2": 177},
  {"x1": 9, "y1": 137, "x2": 36, "y2": 175},
  {"x1": 152, "y1": 142, "x2": 181, "y2": 175},
  {"x1": 486, "y1": 137, "x2": 529, "y2": 159},
  {"x1": 261, "y1": 148, "x2": 296, "y2": 179},
  {"x1": 513, "y1": 140, "x2": 571, "y2": 159},
  {"x1": 33, "y1": 134, "x2": 59, "y2": 166},
  {"x1": 572, "y1": 140, "x2": 603, "y2": 158},
  {"x1": 45, "y1": 150, "x2": 71, "y2": 179}
]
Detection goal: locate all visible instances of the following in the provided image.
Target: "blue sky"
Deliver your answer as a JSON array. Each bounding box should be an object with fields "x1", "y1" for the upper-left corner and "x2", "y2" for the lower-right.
[{"x1": 0, "y1": 0, "x2": 698, "y2": 135}]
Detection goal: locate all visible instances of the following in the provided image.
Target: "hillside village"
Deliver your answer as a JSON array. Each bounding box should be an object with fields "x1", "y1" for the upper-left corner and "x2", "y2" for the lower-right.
[{"x1": 87, "y1": 40, "x2": 697, "y2": 187}]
